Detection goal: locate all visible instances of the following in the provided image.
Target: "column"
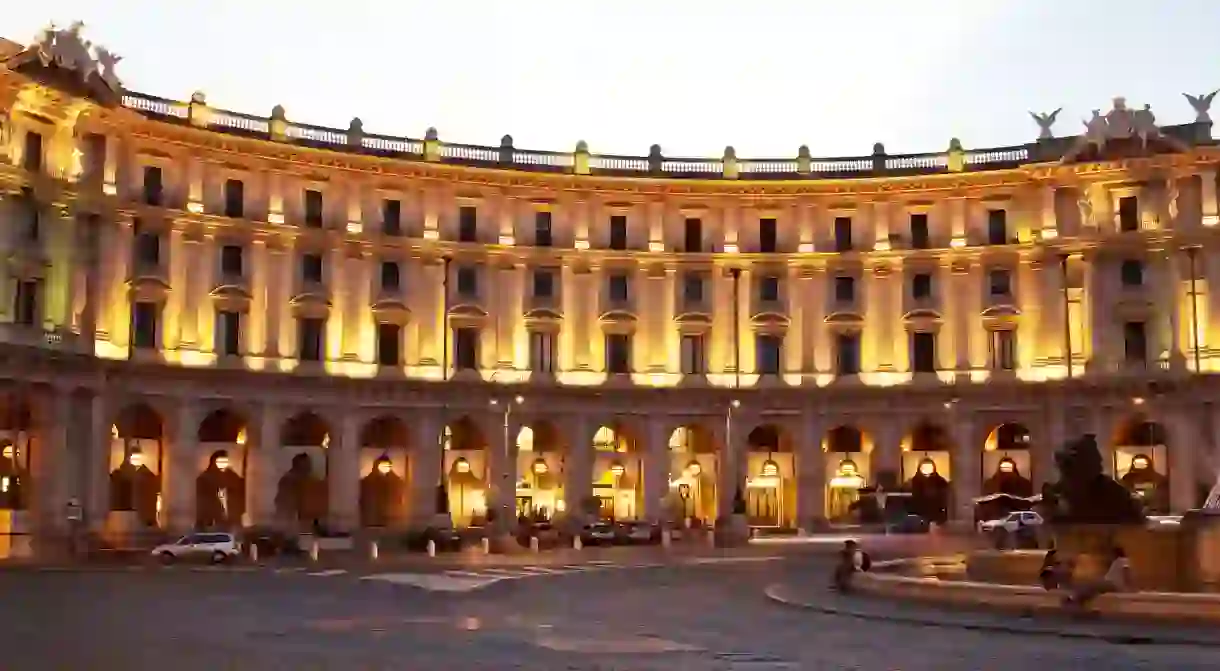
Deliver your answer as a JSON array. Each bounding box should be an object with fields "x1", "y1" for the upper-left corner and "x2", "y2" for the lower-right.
[
  {"x1": 952, "y1": 263, "x2": 972, "y2": 373},
  {"x1": 1040, "y1": 183, "x2": 1058, "y2": 238},
  {"x1": 327, "y1": 412, "x2": 360, "y2": 530},
  {"x1": 1035, "y1": 398, "x2": 1064, "y2": 491},
  {"x1": 949, "y1": 197, "x2": 967, "y2": 246},
  {"x1": 408, "y1": 411, "x2": 442, "y2": 523},
  {"x1": 1161, "y1": 251, "x2": 1185, "y2": 368},
  {"x1": 660, "y1": 268, "x2": 677, "y2": 373},
  {"x1": 165, "y1": 402, "x2": 199, "y2": 533},
  {"x1": 950, "y1": 414, "x2": 981, "y2": 524},
  {"x1": 247, "y1": 403, "x2": 282, "y2": 526},
  {"x1": 165, "y1": 229, "x2": 187, "y2": 351},
  {"x1": 872, "y1": 200, "x2": 890, "y2": 250},
  {"x1": 1084, "y1": 253, "x2": 1105, "y2": 370},
  {"x1": 561, "y1": 414, "x2": 593, "y2": 520},
  {"x1": 1166, "y1": 410, "x2": 1200, "y2": 513},
  {"x1": 496, "y1": 263, "x2": 518, "y2": 369},
  {"x1": 33, "y1": 387, "x2": 71, "y2": 535},
  {"x1": 265, "y1": 243, "x2": 287, "y2": 359},
  {"x1": 796, "y1": 410, "x2": 826, "y2": 527},
  {"x1": 327, "y1": 246, "x2": 347, "y2": 363},
  {"x1": 185, "y1": 236, "x2": 209, "y2": 350},
  {"x1": 78, "y1": 214, "x2": 101, "y2": 346},
  {"x1": 641, "y1": 417, "x2": 670, "y2": 522},
  {"x1": 715, "y1": 408, "x2": 751, "y2": 519},
  {"x1": 342, "y1": 251, "x2": 366, "y2": 361},
  {"x1": 796, "y1": 202, "x2": 815, "y2": 252},
  {"x1": 871, "y1": 421, "x2": 902, "y2": 485},
  {"x1": 83, "y1": 393, "x2": 110, "y2": 532},
  {"x1": 874, "y1": 264, "x2": 896, "y2": 371},
  {"x1": 249, "y1": 239, "x2": 269, "y2": 360}
]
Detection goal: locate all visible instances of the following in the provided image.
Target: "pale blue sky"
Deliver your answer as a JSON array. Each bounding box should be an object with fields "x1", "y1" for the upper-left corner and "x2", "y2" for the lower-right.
[{"x1": 7, "y1": 1, "x2": 1220, "y2": 158}]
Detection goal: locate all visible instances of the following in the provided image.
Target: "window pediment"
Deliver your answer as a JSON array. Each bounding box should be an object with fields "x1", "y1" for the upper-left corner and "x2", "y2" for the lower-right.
[
  {"x1": 127, "y1": 276, "x2": 171, "y2": 303},
  {"x1": 1113, "y1": 298, "x2": 1154, "y2": 321},
  {"x1": 980, "y1": 304, "x2": 1021, "y2": 330},
  {"x1": 210, "y1": 285, "x2": 251, "y2": 312},
  {"x1": 371, "y1": 299, "x2": 411, "y2": 325},
  {"x1": 750, "y1": 312, "x2": 790, "y2": 335},
  {"x1": 825, "y1": 311, "x2": 864, "y2": 334},
  {"x1": 448, "y1": 303, "x2": 488, "y2": 329},
  {"x1": 524, "y1": 308, "x2": 564, "y2": 334},
  {"x1": 674, "y1": 312, "x2": 712, "y2": 335},
  {"x1": 599, "y1": 310, "x2": 637, "y2": 335},
  {"x1": 289, "y1": 292, "x2": 331, "y2": 319}
]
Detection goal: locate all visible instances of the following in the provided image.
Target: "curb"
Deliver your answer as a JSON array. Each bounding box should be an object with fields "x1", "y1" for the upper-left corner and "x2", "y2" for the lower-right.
[{"x1": 762, "y1": 583, "x2": 1220, "y2": 648}]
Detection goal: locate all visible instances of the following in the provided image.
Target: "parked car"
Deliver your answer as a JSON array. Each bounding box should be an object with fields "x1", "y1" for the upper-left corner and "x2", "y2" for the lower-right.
[
  {"x1": 617, "y1": 521, "x2": 660, "y2": 544},
  {"x1": 580, "y1": 522, "x2": 618, "y2": 546},
  {"x1": 978, "y1": 510, "x2": 1043, "y2": 534},
  {"x1": 402, "y1": 526, "x2": 463, "y2": 553},
  {"x1": 888, "y1": 514, "x2": 931, "y2": 534},
  {"x1": 151, "y1": 532, "x2": 242, "y2": 564}
]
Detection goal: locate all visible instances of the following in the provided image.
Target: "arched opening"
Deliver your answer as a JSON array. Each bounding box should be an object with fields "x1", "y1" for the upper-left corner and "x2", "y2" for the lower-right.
[
  {"x1": 822, "y1": 425, "x2": 871, "y2": 522},
  {"x1": 109, "y1": 403, "x2": 165, "y2": 529},
  {"x1": 444, "y1": 416, "x2": 486, "y2": 528},
  {"x1": 901, "y1": 422, "x2": 952, "y2": 525},
  {"x1": 275, "y1": 411, "x2": 330, "y2": 531},
  {"x1": 195, "y1": 408, "x2": 248, "y2": 530},
  {"x1": 0, "y1": 393, "x2": 33, "y2": 512},
  {"x1": 1113, "y1": 418, "x2": 1170, "y2": 514},
  {"x1": 515, "y1": 421, "x2": 564, "y2": 522},
  {"x1": 745, "y1": 425, "x2": 796, "y2": 528},
  {"x1": 359, "y1": 416, "x2": 409, "y2": 528},
  {"x1": 982, "y1": 423, "x2": 1034, "y2": 497},
  {"x1": 667, "y1": 425, "x2": 718, "y2": 526},
  {"x1": 589, "y1": 423, "x2": 639, "y2": 522}
]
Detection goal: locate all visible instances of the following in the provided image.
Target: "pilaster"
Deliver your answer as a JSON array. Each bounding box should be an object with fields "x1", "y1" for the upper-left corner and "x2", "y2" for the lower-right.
[
  {"x1": 327, "y1": 411, "x2": 360, "y2": 530},
  {"x1": 165, "y1": 402, "x2": 199, "y2": 533}
]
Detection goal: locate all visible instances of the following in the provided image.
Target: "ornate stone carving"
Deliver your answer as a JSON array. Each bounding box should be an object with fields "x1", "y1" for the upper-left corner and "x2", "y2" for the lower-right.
[
  {"x1": 1062, "y1": 97, "x2": 1171, "y2": 163},
  {"x1": 1029, "y1": 108, "x2": 1062, "y2": 140},
  {"x1": 1040, "y1": 434, "x2": 1145, "y2": 524},
  {"x1": 1184, "y1": 90, "x2": 1218, "y2": 124},
  {"x1": 28, "y1": 21, "x2": 122, "y2": 94}
]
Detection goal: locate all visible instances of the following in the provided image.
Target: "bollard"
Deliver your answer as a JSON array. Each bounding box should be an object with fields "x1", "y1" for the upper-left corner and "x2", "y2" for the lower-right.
[
  {"x1": 426, "y1": 539, "x2": 436, "y2": 558},
  {"x1": 529, "y1": 536, "x2": 540, "y2": 553},
  {"x1": 249, "y1": 543, "x2": 259, "y2": 563},
  {"x1": 573, "y1": 536, "x2": 583, "y2": 551},
  {"x1": 309, "y1": 539, "x2": 319, "y2": 562},
  {"x1": 661, "y1": 529, "x2": 671, "y2": 549},
  {"x1": 481, "y1": 537, "x2": 491, "y2": 554},
  {"x1": 370, "y1": 540, "x2": 379, "y2": 561},
  {"x1": 707, "y1": 529, "x2": 716, "y2": 547}
]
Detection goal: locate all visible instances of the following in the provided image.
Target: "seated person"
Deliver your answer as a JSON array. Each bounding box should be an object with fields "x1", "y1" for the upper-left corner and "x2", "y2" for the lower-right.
[{"x1": 831, "y1": 539, "x2": 871, "y2": 592}]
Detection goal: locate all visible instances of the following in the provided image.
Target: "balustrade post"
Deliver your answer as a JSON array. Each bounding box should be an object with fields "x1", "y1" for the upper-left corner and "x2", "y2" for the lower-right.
[
  {"x1": 187, "y1": 91, "x2": 211, "y2": 129},
  {"x1": 573, "y1": 141, "x2": 590, "y2": 175},
  {"x1": 796, "y1": 145, "x2": 811, "y2": 176},
  {"x1": 871, "y1": 142, "x2": 887, "y2": 175},
  {"x1": 347, "y1": 118, "x2": 364, "y2": 149},
  {"x1": 498, "y1": 135, "x2": 514, "y2": 166},
  {"x1": 946, "y1": 138, "x2": 965, "y2": 173},
  {"x1": 423, "y1": 128, "x2": 441, "y2": 162},
  {"x1": 268, "y1": 104, "x2": 288, "y2": 142},
  {"x1": 722, "y1": 146, "x2": 738, "y2": 179},
  {"x1": 647, "y1": 144, "x2": 663, "y2": 175}
]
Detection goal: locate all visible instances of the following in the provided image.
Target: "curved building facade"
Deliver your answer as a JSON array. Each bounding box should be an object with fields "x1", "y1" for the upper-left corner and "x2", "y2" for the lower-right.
[{"x1": 1, "y1": 26, "x2": 1219, "y2": 546}]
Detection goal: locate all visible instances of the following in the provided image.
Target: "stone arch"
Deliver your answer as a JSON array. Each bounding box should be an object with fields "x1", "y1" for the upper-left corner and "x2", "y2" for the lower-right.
[
  {"x1": 195, "y1": 407, "x2": 248, "y2": 530},
  {"x1": 901, "y1": 421, "x2": 952, "y2": 524},
  {"x1": 982, "y1": 422, "x2": 1034, "y2": 497},
  {"x1": 515, "y1": 419, "x2": 564, "y2": 521},
  {"x1": 358, "y1": 415, "x2": 409, "y2": 528},
  {"x1": 822, "y1": 425, "x2": 872, "y2": 522},
  {"x1": 109, "y1": 403, "x2": 166, "y2": 530},
  {"x1": 578, "y1": 421, "x2": 640, "y2": 522},
  {"x1": 444, "y1": 415, "x2": 487, "y2": 528},
  {"x1": 0, "y1": 392, "x2": 34, "y2": 512},
  {"x1": 744, "y1": 423, "x2": 796, "y2": 528},
  {"x1": 1112, "y1": 415, "x2": 1170, "y2": 513},
  {"x1": 667, "y1": 423, "x2": 719, "y2": 525},
  {"x1": 275, "y1": 411, "x2": 331, "y2": 530}
]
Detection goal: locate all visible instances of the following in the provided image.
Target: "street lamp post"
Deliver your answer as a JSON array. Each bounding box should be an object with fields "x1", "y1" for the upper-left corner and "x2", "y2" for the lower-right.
[
  {"x1": 436, "y1": 254, "x2": 453, "y2": 518},
  {"x1": 726, "y1": 398, "x2": 744, "y2": 516},
  {"x1": 489, "y1": 394, "x2": 523, "y2": 541}
]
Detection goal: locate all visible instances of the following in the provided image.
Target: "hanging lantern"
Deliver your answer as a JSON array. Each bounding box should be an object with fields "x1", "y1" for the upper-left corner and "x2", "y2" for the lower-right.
[
  {"x1": 454, "y1": 456, "x2": 471, "y2": 474},
  {"x1": 532, "y1": 458, "x2": 549, "y2": 475},
  {"x1": 214, "y1": 453, "x2": 231, "y2": 471},
  {"x1": 376, "y1": 455, "x2": 393, "y2": 475},
  {"x1": 609, "y1": 461, "x2": 625, "y2": 478},
  {"x1": 761, "y1": 459, "x2": 779, "y2": 477},
  {"x1": 918, "y1": 457, "x2": 936, "y2": 476}
]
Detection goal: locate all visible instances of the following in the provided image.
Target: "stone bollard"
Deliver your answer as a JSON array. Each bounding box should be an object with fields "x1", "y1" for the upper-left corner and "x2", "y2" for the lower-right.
[
  {"x1": 426, "y1": 539, "x2": 436, "y2": 558},
  {"x1": 530, "y1": 536, "x2": 540, "y2": 553},
  {"x1": 482, "y1": 537, "x2": 491, "y2": 554},
  {"x1": 573, "y1": 536, "x2": 583, "y2": 551},
  {"x1": 309, "y1": 539, "x2": 319, "y2": 562},
  {"x1": 661, "y1": 529, "x2": 671, "y2": 549},
  {"x1": 249, "y1": 543, "x2": 259, "y2": 563},
  {"x1": 707, "y1": 529, "x2": 716, "y2": 547},
  {"x1": 369, "y1": 540, "x2": 379, "y2": 561}
]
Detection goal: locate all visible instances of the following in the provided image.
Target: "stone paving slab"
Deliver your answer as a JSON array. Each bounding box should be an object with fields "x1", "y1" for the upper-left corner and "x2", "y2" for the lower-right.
[{"x1": 765, "y1": 580, "x2": 1220, "y2": 648}]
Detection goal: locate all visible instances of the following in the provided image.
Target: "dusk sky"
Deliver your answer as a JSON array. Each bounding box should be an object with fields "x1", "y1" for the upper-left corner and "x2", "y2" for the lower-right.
[{"x1": 8, "y1": 1, "x2": 1220, "y2": 158}]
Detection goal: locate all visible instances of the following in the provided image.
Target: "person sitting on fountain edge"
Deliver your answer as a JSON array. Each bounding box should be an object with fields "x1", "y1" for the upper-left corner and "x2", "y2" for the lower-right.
[{"x1": 831, "y1": 539, "x2": 871, "y2": 593}]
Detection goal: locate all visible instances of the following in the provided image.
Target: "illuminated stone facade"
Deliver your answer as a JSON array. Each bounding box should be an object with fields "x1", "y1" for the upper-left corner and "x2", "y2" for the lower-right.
[{"x1": 1, "y1": 28, "x2": 1219, "y2": 546}]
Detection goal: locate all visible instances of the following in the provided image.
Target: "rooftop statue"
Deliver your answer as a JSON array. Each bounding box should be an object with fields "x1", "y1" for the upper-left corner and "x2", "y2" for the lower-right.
[
  {"x1": 27, "y1": 20, "x2": 122, "y2": 94},
  {"x1": 1061, "y1": 97, "x2": 1178, "y2": 163},
  {"x1": 1184, "y1": 90, "x2": 1218, "y2": 124},
  {"x1": 1040, "y1": 434, "x2": 1145, "y2": 525},
  {"x1": 1029, "y1": 108, "x2": 1062, "y2": 140}
]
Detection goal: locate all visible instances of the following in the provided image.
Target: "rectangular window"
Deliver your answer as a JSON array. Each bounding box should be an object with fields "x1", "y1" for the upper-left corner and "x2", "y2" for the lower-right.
[
  {"x1": 834, "y1": 276, "x2": 855, "y2": 304},
  {"x1": 220, "y1": 245, "x2": 244, "y2": 278},
  {"x1": 216, "y1": 310, "x2": 241, "y2": 357},
  {"x1": 609, "y1": 215, "x2": 628, "y2": 250},
  {"x1": 606, "y1": 334, "x2": 631, "y2": 374},
  {"x1": 533, "y1": 270, "x2": 554, "y2": 298},
  {"x1": 684, "y1": 218, "x2": 702, "y2": 253},
  {"x1": 836, "y1": 334, "x2": 860, "y2": 376},
  {"x1": 1118, "y1": 196, "x2": 1139, "y2": 232},
  {"x1": 1120, "y1": 259, "x2": 1144, "y2": 287},
  {"x1": 131, "y1": 302, "x2": 159, "y2": 349},
  {"x1": 535, "y1": 211, "x2": 553, "y2": 247},
  {"x1": 298, "y1": 317, "x2": 325, "y2": 362},
  {"x1": 456, "y1": 266, "x2": 478, "y2": 296},
  {"x1": 911, "y1": 332, "x2": 937, "y2": 373},
  {"x1": 990, "y1": 329, "x2": 1016, "y2": 371},
  {"x1": 910, "y1": 213, "x2": 930, "y2": 249},
  {"x1": 759, "y1": 218, "x2": 778, "y2": 253},
  {"x1": 834, "y1": 217, "x2": 853, "y2": 252},
  {"x1": 760, "y1": 276, "x2": 780, "y2": 302},
  {"x1": 304, "y1": 189, "x2": 324, "y2": 227},
  {"x1": 987, "y1": 209, "x2": 1008, "y2": 245},
  {"x1": 301, "y1": 254, "x2": 324, "y2": 284},
  {"x1": 13, "y1": 280, "x2": 39, "y2": 327},
  {"x1": 380, "y1": 261, "x2": 400, "y2": 291},
  {"x1": 22, "y1": 132, "x2": 42, "y2": 172},
  {"x1": 382, "y1": 199, "x2": 402, "y2": 235},
  {"x1": 223, "y1": 179, "x2": 244, "y2": 218},
  {"x1": 458, "y1": 206, "x2": 478, "y2": 242},
  {"x1": 756, "y1": 334, "x2": 783, "y2": 375},
  {"x1": 83, "y1": 133, "x2": 106, "y2": 182},
  {"x1": 608, "y1": 274, "x2": 630, "y2": 302},
  {"x1": 680, "y1": 334, "x2": 706, "y2": 375},
  {"x1": 1124, "y1": 321, "x2": 1147, "y2": 364},
  {"x1": 376, "y1": 323, "x2": 401, "y2": 366},
  {"x1": 683, "y1": 274, "x2": 704, "y2": 305},
  {"x1": 912, "y1": 273, "x2": 933, "y2": 300},
  {"x1": 989, "y1": 269, "x2": 1012, "y2": 296},
  {"x1": 142, "y1": 165, "x2": 164, "y2": 206},
  {"x1": 529, "y1": 331, "x2": 556, "y2": 373},
  {"x1": 454, "y1": 327, "x2": 479, "y2": 370}
]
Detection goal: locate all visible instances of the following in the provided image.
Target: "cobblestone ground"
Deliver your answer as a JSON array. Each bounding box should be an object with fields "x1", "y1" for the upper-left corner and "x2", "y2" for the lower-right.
[{"x1": 1, "y1": 557, "x2": 1214, "y2": 670}]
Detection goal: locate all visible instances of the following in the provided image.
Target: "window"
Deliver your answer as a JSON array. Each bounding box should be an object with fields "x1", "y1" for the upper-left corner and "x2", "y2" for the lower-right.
[
  {"x1": 298, "y1": 317, "x2": 325, "y2": 361},
  {"x1": 989, "y1": 270, "x2": 1011, "y2": 296},
  {"x1": 911, "y1": 332, "x2": 937, "y2": 373},
  {"x1": 456, "y1": 266, "x2": 478, "y2": 296},
  {"x1": 82, "y1": 133, "x2": 106, "y2": 182},
  {"x1": 756, "y1": 334, "x2": 783, "y2": 375},
  {"x1": 142, "y1": 166, "x2": 163, "y2": 206},
  {"x1": 911, "y1": 273, "x2": 933, "y2": 300},
  {"x1": 1123, "y1": 322, "x2": 1147, "y2": 364},
  {"x1": 223, "y1": 179, "x2": 244, "y2": 218},
  {"x1": 684, "y1": 218, "x2": 702, "y2": 252},
  {"x1": 760, "y1": 276, "x2": 780, "y2": 302},
  {"x1": 131, "y1": 302, "x2": 159, "y2": 349},
  {"x1": 134, "y1": 228, "x2": 161, "y2": 268},
  {"x1": 304, "y1": 189, "x2": 324, "y2": 227},
  {"x1": 533, "y1": 270, "x2": 554, "y2": 298},
  {"x1": 910, "y1": 213, "x2": 930, "y2": 249},
  {"x1": 376, "y1": 323, "x2": 401, "y2": 366},
  {"x1": 13, "y1": 280, "x2": 39, "y2": 327},
  {"x1": 380, "y1": 261, "x2": 401, "y2": 291},
  {"x1": 458, "y1": 206, "x2": 478, "y2": 242},
  {"x1": 836, "y1": 333, "x2": 860, "y2": 375},
  {"x1": 1120, "y1": 259, "x2": 1144, "y2": 287},
  {"x1": 834, "y1": 276, "x2": 855, "y2": 304},
  {"x1": 833, "y1": 217, "x2": 853, "y2": 252},
  {"x1": 301, "y1": 254, "x2": 324, "y2": 284},
  {"x1": 535, "y1": 211, "x2": 553, "y2": 247},
  {"x1": 609, "y1": 215, "x2": 628, "y2": 250},
  {"x1": 608, "y1": 274, "x2": 630, "y2": 302},
  {"x1": 680, "y1": 334, "x2": 706, "y2": 375},
  {"x1": 990, "y1": 330, "x2": 1016, "y2": 371},
  {"x1": 682, "y1": 274, "x2": 704, "y2": 305},
  {"x1": 216, "y1": 310, "x2": 241, "y2": 356},
  {"x1": 529, "y1": 331, "x2": 556, "y2": 373},
  {"x1": 22, "y1": 132, "x2": 42, "y2": 172},
  {"x1": 382, "y1": 199, "x2": 402, "y2": 235},
  {"x1": 454, "y1": 327, "x2": 479, "y2": 370},
  {"x1": 606, "y1": 334, "x2": 631, "y2": 374},
  {"x1": 220, "y1": 245, "x2": 244, "y2": 278},
  {"x1": 759, "y1": 218, "x2": 778, "y2": 253},
  {"x1": 1118, "y1": 196, "x2": 1139, "y2": 232},
  {"x1": 987, "y1": 209, "x2": 1008, "y2": 245}
]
